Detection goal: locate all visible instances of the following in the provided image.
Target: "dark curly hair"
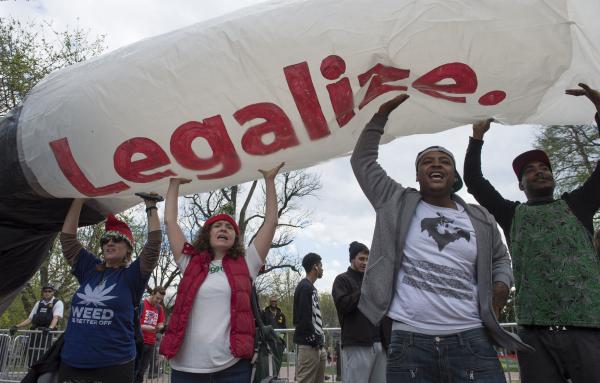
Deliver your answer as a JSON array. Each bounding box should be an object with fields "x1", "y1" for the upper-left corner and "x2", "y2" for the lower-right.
[{"x1": 191, "y1": 222, "x2": 245, "y2": 259}]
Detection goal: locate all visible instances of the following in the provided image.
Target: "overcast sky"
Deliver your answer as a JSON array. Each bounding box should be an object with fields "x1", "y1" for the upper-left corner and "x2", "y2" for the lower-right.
[{"x1": 2, "y1": 0, "x2": 542, "y2": 292}]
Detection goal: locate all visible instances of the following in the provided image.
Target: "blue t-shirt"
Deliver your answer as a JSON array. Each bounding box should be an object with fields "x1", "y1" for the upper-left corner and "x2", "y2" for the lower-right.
[{"x1": 61, "y1": 248, "x2": 148, "y2": 368}]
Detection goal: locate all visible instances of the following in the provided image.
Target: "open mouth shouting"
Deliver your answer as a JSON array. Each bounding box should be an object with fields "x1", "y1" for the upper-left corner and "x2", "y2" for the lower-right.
[
  {"x1": 216, "y1": 233, "x2": 229, "y2": 241},
  {"x1": 428, "y1": 171, "x2": 446, "y2": 182}
]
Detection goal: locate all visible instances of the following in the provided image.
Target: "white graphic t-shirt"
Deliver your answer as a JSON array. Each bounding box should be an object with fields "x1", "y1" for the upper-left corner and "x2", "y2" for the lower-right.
[
  {"x1": 388, "y1": 201, "x2": 482, "y2": 331},
  {"x1": 170, "y1": 244, "x2": 263, "y2": 373}
]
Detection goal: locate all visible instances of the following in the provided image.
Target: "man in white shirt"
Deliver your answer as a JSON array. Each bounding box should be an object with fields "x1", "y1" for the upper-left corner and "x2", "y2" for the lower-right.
[{"x1": 10, "y1": 283, "x2": 63, "y2": 365}]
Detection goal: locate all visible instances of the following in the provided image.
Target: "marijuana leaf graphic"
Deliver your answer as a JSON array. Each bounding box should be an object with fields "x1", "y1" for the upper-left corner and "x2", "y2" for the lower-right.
[{"x1": 76, "y1": 283, "x2": 117, "y2": 307}]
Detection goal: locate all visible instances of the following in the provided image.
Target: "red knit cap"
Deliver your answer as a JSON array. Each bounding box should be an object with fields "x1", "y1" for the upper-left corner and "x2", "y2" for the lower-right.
[
  {"x1": 204, "y1": 214, "x2": 239, "y2": 235},
  {"x1": 103, "y1": 214, "x2": 134, "y2": 247}
]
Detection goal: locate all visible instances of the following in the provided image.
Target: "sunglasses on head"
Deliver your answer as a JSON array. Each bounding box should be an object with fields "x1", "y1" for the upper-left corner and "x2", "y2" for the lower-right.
[{"x1": 100, "y1": 233, "x2": 128, "y2": 246}]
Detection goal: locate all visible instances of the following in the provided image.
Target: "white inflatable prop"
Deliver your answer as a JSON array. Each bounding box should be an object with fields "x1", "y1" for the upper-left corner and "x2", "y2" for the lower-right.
[{"x1": 16, "y1": 0, "x2": 600, "y2": 212}]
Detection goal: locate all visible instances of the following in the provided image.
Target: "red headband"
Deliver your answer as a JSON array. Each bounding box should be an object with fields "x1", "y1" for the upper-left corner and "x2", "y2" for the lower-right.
[{"x1": 204, "y1": 214, "x2": 240, "y2": 235}]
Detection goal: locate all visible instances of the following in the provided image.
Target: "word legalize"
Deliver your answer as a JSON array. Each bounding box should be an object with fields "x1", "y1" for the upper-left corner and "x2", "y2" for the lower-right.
[{"x1": 49, "y1": 55, "x2": 506, "y2": 197}]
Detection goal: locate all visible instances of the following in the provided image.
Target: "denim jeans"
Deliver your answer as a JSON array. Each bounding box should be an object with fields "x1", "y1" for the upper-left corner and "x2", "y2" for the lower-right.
[
  {"x1": 386, "y1": 328, "x2": 506, "y2": 382},
  {"x1": 171, "y1": 359, "x2": 251, "y2": 383}
]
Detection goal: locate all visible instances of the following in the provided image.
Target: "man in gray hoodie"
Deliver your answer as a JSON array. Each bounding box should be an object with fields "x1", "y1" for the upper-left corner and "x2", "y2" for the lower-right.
[{"x1": 350, "y1": 94, "x2": 530, "y2": 382}]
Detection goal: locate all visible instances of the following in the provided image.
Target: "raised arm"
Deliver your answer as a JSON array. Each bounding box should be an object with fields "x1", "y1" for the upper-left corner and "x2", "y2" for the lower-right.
[
  {"x1": 350, "y1": 95, "x2": 409, "y2": 209},
  {"x1": 565, "y1": 82, "x2": 600, "y2": 132},
  {"x1": 61, "y1": 199, "x2": 84, "y2": 235},
  {"x1": 138, "y1": 193, "x2": 163, "y2": 277},
  {"x1": 464, "y1": 119, "x2": 517, "y2": 235},
  {"x1": 60, "y1": 199, "x2": 85, "y2": 266},
  {"x1": 252, "y1": 163, "x2": 284, "y2": 262},
  {"x1": 563, "y1": 83, "x2": 600, "y2": 224},
  {"x1": 164, "y1": 178, "x2": 191, "y2": 264}
]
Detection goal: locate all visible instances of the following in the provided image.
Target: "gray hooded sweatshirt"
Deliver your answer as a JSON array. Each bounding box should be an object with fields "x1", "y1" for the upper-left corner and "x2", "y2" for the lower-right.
[{"x1": 350, "y1": 113, "x2": 531, "y2": 352}]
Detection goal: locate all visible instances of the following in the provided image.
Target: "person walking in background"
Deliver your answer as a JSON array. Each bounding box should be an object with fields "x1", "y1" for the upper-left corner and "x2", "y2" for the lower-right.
[
  {"x1": 351, "y1": 94, "x2": 530, "y2": 382},
  {"x1": 293, "y1": 252, "x2": 326, "y2": 383},
  {"x1": 332, "y1": 241, "x2": 385, "y2": 383},
  {"x1": 134, "y1": 286, "x2": 166, "y2": 383},
  {"x1": 58, "y1": 194, "x2": 162, "y2": 383},
  {"x1": 463, "y1": 83, "x2": 600, "y2": 382},
  {"x1": 159, "y1": 163, "x2": 283, "y2": 382}
]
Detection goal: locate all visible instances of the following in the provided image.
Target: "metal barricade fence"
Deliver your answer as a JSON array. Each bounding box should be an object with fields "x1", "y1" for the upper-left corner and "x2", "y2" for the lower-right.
[
  {"x1": 1, "y1": 325, "x2": 521, "y2": 382},
  {"x1": 0, "y1": 329, "x2": 62, "y2": 383}
]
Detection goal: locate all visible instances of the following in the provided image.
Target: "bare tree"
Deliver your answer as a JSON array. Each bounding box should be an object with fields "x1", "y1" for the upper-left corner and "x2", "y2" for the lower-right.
[
  {"x1": 536, "y1": 125, "x2": 599, "y2": 195},
  {"x1": 536, "y1": 124, "x2": 599, "y2": 227},
  {"x1": 182, "y1": 169, "x2": 319, "y2": 259}
]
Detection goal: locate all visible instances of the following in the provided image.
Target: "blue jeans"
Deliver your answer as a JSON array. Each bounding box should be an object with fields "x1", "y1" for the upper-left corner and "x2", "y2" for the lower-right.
[
  {"x1": 171, "y1": 359, "x2": 252, "y2": 383},
  {"x1": 386, "y1": 328, "x2": 505, "y2": 382}
]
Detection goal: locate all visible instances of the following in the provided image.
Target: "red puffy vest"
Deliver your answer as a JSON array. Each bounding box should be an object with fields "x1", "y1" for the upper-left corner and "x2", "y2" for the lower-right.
[{"x1": 159, "y1": 243, "x2": 255, "y2": 359}]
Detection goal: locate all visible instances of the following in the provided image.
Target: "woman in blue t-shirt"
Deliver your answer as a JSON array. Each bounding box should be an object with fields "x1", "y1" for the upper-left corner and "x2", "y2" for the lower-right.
[{"x1": 58, "y1": 195, "x2": 162, "y2": 383}]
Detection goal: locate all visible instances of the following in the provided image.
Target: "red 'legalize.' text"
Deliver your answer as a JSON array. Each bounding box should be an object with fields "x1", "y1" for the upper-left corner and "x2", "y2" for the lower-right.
[{"x1": 49, "y1": 55, "x2": 506, "y2": 197}]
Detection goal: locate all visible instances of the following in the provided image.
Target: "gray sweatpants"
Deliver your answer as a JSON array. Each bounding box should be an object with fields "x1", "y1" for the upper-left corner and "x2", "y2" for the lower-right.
[{"x1": 341, "y1": 342, "x2": 386, "y2": 383}]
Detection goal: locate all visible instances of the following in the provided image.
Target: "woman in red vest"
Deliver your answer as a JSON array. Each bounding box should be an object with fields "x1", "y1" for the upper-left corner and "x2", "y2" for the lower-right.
[{"x1": 160, "y1": 163, "x2": 284, "y2": 382}]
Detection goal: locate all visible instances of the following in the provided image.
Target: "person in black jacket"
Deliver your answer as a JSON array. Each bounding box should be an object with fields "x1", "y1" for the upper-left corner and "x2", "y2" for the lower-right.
[
  {"x1": 262, "y1": 296, "x2": 287, "y2": 330},
  {"x1": 293, "y1": 252, "x2": 326, "y2": 383},
  {"x1": 332, "y1": 242, "x2": 385, "y2": 383},
  {"x1": 463, "y1": 82, "x2": 600, "y2": 383}
]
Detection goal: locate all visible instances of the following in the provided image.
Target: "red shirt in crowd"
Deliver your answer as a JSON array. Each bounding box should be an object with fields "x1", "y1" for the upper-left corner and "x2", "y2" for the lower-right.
[{"x1": 140, "y1": 298, "x2": 165, "y2": 345}]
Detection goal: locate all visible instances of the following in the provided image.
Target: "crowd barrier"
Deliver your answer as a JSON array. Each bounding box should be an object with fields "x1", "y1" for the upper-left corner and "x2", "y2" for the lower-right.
[{"x1": 0, "y1": 324, "x2": 521, "y2": 383}]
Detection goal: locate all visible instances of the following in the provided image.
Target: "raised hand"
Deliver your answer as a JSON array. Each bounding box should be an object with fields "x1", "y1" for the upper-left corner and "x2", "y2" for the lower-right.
[
  {"x1": 472, "y1": 118, "x2": 495, "y2": 140},
  {"x1": 258, "y1": 162, "x2": 285, "y2": 180},
  {"x1": 135, "y1": 192, "x2": 164, "y2": 207},
  {"x1": 378, "y1": 94, "x2": 410, "y2": 116},
  {"x1": 169, "y1": 177, "x2": 192, "y2": 186},
  {"x1": 566, "y1": 83, "x2": 600, "y2": 110}
]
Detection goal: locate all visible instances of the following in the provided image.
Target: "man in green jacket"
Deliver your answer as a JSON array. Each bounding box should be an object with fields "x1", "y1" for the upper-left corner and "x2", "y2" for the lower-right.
[{"x1": 464, "y1": 83, "x2": 600, "y2": 382}]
